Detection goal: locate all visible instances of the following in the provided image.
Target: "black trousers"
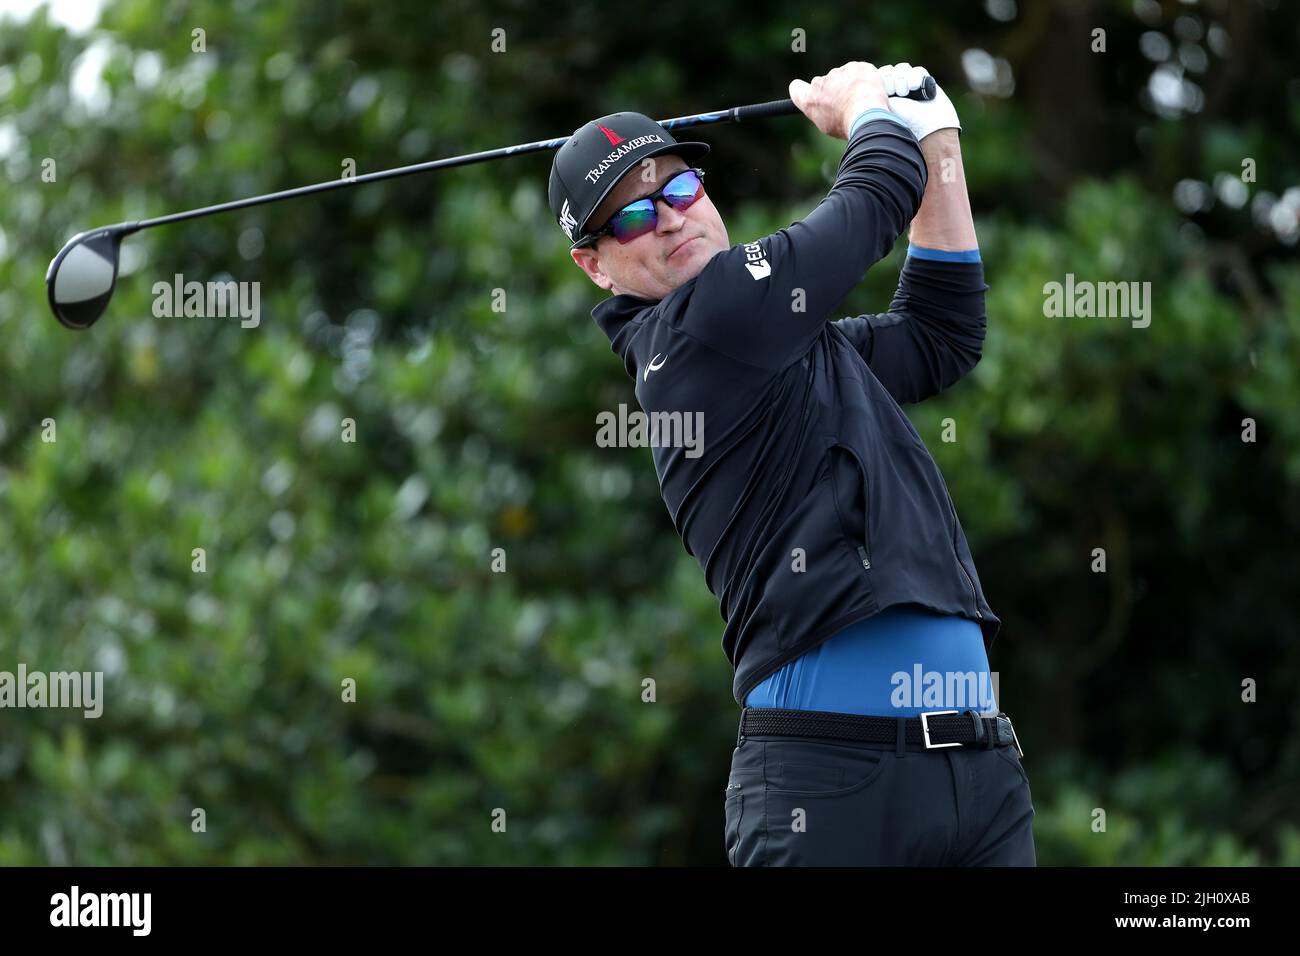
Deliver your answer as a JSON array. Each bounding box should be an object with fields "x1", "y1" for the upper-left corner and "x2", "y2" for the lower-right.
[{"x1": 724, "y1": 724, "x2": 1037, "y2": 866}]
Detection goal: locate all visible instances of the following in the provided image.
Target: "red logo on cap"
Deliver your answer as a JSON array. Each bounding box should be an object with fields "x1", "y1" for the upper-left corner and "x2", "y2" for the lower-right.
[{"x1": 598, "y1": 124, "x2": 623, "y2": 146}]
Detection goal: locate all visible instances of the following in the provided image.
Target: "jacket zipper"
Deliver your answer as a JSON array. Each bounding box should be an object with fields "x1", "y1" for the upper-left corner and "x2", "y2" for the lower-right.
[
  {"x1": 957, "y1": 555, "x2": 982, "y2": 619},
  {"x1": 843, "y1": 444, "x2": 872, "y2": 572},
  {"x1": 946, "y1": 492, "x2": 983, "y2": 619}
]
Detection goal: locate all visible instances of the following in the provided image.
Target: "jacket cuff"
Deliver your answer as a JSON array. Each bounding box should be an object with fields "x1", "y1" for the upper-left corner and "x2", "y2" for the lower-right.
[{"x1": 848, "y1": 108, "x2": 909, "y2": 139}]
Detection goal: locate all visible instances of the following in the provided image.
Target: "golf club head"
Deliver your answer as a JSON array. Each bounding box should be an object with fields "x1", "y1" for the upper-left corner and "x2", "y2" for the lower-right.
[{"x1": 46, "y1": 223, "x2": 137, "y2": 330}]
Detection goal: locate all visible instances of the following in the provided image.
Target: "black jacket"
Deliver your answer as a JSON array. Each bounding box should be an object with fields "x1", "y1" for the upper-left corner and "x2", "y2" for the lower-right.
[{"x1": 590, "y1": 117, "x2": 1000, "y2": 706}]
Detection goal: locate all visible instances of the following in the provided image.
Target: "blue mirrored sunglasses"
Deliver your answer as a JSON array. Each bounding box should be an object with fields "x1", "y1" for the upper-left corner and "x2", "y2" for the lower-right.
[{"x1": 575, "y1": 168, "x2": 706, "y2": 248}]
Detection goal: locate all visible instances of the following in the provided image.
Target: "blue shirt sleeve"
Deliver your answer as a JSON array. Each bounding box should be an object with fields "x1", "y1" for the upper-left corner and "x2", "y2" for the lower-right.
[{"x1": 907, "y1": 243, "x2": 981, "y2": 263}]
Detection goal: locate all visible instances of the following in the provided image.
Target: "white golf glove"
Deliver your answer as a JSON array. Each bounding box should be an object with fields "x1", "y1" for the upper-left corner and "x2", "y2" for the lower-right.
[{"x1": 877, "y1": 63, "x2": 961, "y2": 141}]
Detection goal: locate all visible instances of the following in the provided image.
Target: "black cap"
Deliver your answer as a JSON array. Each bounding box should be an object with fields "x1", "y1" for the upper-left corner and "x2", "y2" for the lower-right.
[{"x1": 548, "y1": 111, "x2": 710, "y2": 248}]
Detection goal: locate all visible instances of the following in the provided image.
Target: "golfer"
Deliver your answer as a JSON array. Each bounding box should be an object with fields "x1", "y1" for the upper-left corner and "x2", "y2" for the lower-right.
[{"x1": 548, "y1": 62, "x2": 1035, "y2": 866}]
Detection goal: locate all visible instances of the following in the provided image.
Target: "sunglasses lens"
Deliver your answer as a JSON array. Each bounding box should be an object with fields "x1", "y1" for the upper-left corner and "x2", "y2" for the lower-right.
[
  {"x1": 610, "y1": 199, "x2": 657, "y2": 243},
  {"x1": 603, "y1": 170, "x2": 705, "y2": 244},
  {"x1": 663, "y1": 169, "x2": 704, "y2": 209}
]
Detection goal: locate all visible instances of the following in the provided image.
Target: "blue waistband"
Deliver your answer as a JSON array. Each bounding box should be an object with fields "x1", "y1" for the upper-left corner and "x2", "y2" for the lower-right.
[{"x1": 744, "y1": 605, "x2": 997, "y2": 717}]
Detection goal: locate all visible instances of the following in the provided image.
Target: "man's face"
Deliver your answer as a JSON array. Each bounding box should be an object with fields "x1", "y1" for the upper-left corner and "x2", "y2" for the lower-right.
[{"x1": 570, "y1": 154, "x2": 730, "y2": 301}]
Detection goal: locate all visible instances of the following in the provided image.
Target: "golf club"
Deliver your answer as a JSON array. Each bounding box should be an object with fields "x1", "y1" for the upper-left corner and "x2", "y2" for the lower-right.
[{"x1": 45, "y1": 79, "x2": 936, "y2": 331}]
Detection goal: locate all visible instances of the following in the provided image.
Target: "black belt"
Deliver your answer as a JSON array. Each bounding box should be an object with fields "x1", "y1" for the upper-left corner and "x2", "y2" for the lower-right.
[{"x1": 738, "y1": 707, "x2": 1024, "y2": 757}]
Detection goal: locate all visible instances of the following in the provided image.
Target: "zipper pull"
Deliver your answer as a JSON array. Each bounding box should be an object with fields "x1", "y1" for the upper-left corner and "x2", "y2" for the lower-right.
[{"x1": 857, "y1": 545, "x2": 871, "y2": 571}]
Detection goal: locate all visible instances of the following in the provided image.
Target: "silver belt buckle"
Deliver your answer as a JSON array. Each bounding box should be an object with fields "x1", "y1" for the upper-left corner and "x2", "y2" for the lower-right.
[{"x1": 920, "y1": 710, "x2": 961, "y2": 749}]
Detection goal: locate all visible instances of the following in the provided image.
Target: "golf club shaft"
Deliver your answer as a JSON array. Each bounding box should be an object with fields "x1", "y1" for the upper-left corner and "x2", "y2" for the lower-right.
[
  {"x1": 135, "y1": 84, "x2": 936, "y2": 232},
  {"x1": 135, "y1": 104, "x2": 785, "y2": 231}
]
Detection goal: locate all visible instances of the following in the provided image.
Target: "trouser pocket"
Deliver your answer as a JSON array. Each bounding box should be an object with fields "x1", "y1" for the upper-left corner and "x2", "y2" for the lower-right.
[
  {"x1": 993, "y1": 742, "x2": 1031, "y2": 789},
  {"x1": 724, "y1": 788, "x2": 744, "y2": 866},
  {"x1": 723, "y1": 748, "x2": 764, "y2": 867}
]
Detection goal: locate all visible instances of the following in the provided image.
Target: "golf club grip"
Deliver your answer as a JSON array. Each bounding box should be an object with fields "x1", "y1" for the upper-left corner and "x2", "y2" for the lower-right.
[
  {"x1": 732, "y1": 99, "x2": 802, "y2": 122},
  {"x1": 733, "y1": 76, "x2": 937, "y2": 123},
  {"x1": 913, "y1": 75, "x2": 937, "y2": 101}
]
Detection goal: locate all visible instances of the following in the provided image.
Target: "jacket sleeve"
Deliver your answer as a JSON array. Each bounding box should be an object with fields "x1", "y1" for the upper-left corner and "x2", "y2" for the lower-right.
[
  {"x1": 831, "y1": 253, "x2": 988, "y2": 405},
  {"x1": 674, "y1": 116, "x2": 927, "y2": 371}
]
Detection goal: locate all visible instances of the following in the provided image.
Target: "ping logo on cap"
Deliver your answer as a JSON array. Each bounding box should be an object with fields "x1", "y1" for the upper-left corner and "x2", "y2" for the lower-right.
[{"x1": 559, "y1": 199, "x2": 579, "y2": 241}]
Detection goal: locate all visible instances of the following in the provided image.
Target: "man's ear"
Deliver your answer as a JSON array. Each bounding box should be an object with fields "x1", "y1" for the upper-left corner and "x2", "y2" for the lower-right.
[{"x1": 571, "y1": 247, "x2": 613, "y2": 291}]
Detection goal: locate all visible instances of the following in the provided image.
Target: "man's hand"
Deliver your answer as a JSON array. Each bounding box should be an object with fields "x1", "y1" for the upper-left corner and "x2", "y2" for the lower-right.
[
  {"x1": 877, "y1": 64, "x2": 961, "y2": 142},
  {"x1": 788, "y1": 62, "x2": 891, "y2": 141}
]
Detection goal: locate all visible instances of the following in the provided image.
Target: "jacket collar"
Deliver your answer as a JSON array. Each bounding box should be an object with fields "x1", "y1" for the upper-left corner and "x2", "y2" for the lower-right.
[
  {"x1": 591, "y1": 291, "x2": 658, "y2": 348},
  {"x1": 590, "y1": 274, "x2": 702, "y2": 353}
]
